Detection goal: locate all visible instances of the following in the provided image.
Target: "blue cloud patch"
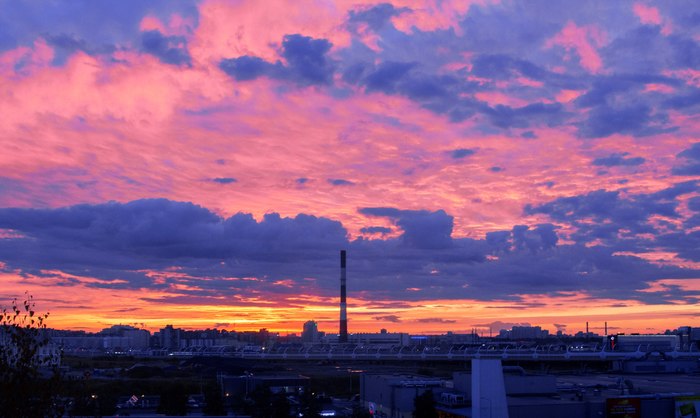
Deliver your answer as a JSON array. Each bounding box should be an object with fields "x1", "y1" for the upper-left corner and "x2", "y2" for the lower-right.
[
  {"x1": 0, "y1": 199, "x2": 697, "y2": 304},
  {"x1": 348, "y1": 3, "x2": 408, "y2": 31},
  {"x1": 219, "y1": 34, "x2": 334, "y2": 86},
  {"x1": 592, "y1": 152, "x2": 645, "y2": 167},
  {"x1": 481, "y1": 102, "x2": 565, "y2": 129},
  {"x1": 360, "y1": 207, "x2": 453, "y2": 249},
  {"x1": 281, "y1": 34, "x2": 335, "y2": 85},
  {"x1": 328, "y1": 178, "x2": 354, "y2": 186},
  {"x1": 219, "y1": 56, "x2": 275, "y2": 81},
  {"x1": 141, "y1": 30, "x2": 191, "y2": 66},
  {"x1": 0, "y1": 0, "x2": 199, "y2": 54},
  {"x1": 211, "y1": 177, "x2": 237, "y2": 184},
  {"x1": 451, "y1": 148, "x2": 476, "y2": 159},
  {"x1": 525, "y1": 181, "x2": 699, "y2": 245},
  {"x1": 363, "y1": 61, "x2": 415, "y2": 94},
  {"x1": 672, "y1": 142, "x2": 700, "y2": 176},
  {"x1": 360, "y1": 226, "x2": 392, "y2": 235}
]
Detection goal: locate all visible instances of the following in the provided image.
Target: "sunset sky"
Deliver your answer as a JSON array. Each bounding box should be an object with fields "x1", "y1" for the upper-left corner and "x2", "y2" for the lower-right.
[{"x1": 1, "y1": 0, "x2": 699, "y2": 336}]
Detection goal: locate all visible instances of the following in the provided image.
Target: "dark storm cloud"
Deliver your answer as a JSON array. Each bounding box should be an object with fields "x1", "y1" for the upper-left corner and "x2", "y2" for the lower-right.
[
  {"x1": 592, "y1": 153, "x2": 645, "y2": 167},
  {"x1": 220, "y1": 34, "x2": 334, "y2": 86},
  {"x1": 141, "y1": 30, "x2": 191, "y2": 66}
]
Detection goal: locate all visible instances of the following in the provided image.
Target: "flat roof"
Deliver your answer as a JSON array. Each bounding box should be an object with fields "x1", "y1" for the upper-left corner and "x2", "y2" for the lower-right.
[{"x1": 556, "y1": 373, "x2": 700, "y2": 394}]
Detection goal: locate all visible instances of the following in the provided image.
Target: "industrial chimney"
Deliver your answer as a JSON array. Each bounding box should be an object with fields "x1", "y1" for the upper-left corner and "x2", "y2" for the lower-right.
[{"x1": 339, "y1": 250, "x2": 348, "y2": 343}]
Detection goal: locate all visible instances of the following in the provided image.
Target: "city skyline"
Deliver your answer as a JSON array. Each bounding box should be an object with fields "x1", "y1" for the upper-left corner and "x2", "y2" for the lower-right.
[{"x1": 0, "y1": 1, "x2": 699, "y2": 335}]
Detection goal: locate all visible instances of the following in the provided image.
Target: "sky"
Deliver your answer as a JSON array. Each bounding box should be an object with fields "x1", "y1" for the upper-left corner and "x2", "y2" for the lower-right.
[{"x1": 1, "y1": 0, "x2": 699, "y2": 336}]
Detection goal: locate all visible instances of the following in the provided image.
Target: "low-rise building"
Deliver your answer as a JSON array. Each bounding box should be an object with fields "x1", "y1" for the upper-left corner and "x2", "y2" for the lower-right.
[{"x1": 360, "y1": 374, "x2": 445, "y2": 418}]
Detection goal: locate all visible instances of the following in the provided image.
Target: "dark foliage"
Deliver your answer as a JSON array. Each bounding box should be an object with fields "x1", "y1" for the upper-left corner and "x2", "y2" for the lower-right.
[
  {"x1": 245, "y1": 386, "x2": 291, "y2": 418},
  {"x1": 203, "y1": 383, "x2": 226, "y2": 416},
  {"x1": 413, "y1": 389, "x2": 438, "y2": 418},
  {"x1": 352, "y1": 405, "x2": 372, "y2": 417},
  {"x1": 158, "y1": 382, "x2": 189, "y2": 416},
  {"x1": 298, "y1": 389, "x2": 322, "y2": 417},
  {"x1": 0, "y1": 294, "x2": 63, "y2": 418}
]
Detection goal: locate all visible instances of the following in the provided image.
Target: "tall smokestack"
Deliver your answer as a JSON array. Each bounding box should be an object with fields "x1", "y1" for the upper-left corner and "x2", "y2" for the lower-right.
[
  {"x1": 339, "y1": 250, "x2": 348, "y2": 343},
  {"x1": 605, "y1": 321, "x2": 608, "y2": 335}
]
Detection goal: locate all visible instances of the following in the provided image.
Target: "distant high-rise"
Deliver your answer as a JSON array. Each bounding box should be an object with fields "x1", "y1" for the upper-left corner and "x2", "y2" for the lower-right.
[
  {"x1": 302, "y1": 320, "x2": 319, "y2": 343},
  {"x1": 339, "y1": 250, "x2": 348, "y2": 343}
]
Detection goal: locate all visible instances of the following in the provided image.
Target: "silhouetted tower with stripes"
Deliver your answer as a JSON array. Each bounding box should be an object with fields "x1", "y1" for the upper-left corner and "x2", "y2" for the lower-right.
[{"x1": 339, "y1": 250, "x2": 348, "y2": 343}]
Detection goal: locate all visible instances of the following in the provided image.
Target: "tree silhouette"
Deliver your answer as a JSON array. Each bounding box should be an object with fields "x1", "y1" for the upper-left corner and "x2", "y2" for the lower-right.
[
  {"x1": 203, "y1": 383, "x2": 226, "y2": 416},
  {"x1": 0, "y1": 293, "x2": 63, "y2": 417},
  {"x1": 413, "y1": 389, "x2": 438, "y2": 418},
  {"x1": 158, "y1": 382, "x2": 189, "y2": 416}
]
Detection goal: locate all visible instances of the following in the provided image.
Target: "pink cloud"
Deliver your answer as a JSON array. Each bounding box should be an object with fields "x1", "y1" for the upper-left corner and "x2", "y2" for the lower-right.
[
  {"x1": 0, "y1": 39, "x2": 53, "y2": 75},
  {"x1": 644, "y1": 83, "x2": 675, "y2": 94},
  {"x1": 664, "y1": 69, "x2": 700, "y2": 87},
  {"x1": 390, "y1": 0, "x2": 496, "y2": 35},
  {"x1": 633, "y1": 3, "x2": 662, "y2": 25},
  {"x1": 353, "y1": 21, "x2": 383, "y2": 52},
  {"x1": 139, "y1": 15, "x2": 167, "y2": 33},
  {"x1": 140, "y1": 14, "x2": 196, "y2": 37},
  {"x1": 545, "y1": 21, "x2": 607, "y2": 73},
  {"x1": 515, "y1": 76, "x2": 544, "y2": 88},
  {"x1": 633, "y1": 3, "x2": 672, "y2": 35},
  {"x1": 555, "y1": 89, "x2": 585, "y2": 103},
  {"x1": 474, "y1": 91, "x2": 531, "y2": 107},
  {"x1": 190, "y1": 0, "x2": 352, "y2": 65}
]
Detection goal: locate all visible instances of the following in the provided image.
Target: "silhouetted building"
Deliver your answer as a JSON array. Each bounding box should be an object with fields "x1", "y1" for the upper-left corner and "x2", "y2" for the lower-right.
[
  {"x1": 157, "y1": 325, "x2": 182, "y2": 350},
  {"x1": 499, "y1": 325, "x2": 549, "y2": 340},
  {"x1": 302, "y1": 320, "x2": 319, "y2": 343},
  {"x1": 360, "y1": 374, "x2": 444, "y2": 418}
]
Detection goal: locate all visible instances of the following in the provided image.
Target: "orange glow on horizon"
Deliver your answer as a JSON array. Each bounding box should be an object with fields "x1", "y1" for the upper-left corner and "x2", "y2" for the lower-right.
[{"x1": 1, "y1": 271, "x2": 696, "y2": 336}]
